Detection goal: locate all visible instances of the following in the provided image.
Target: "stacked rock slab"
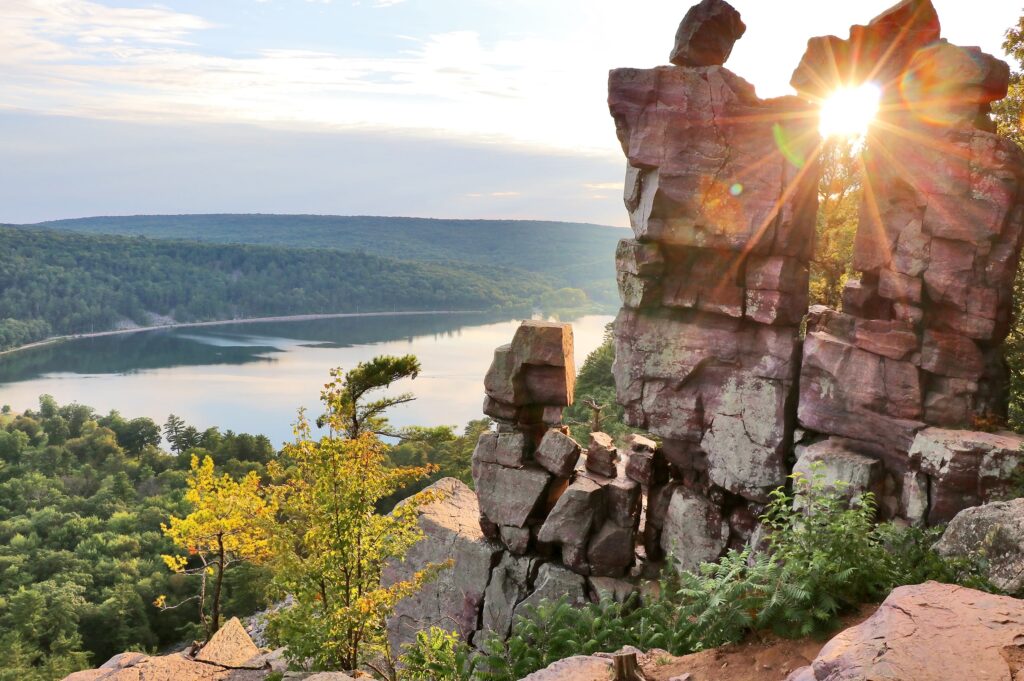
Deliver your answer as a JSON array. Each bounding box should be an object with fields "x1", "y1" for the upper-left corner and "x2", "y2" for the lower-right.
[
  {"x1": 474, "y1": 320, "x2": 575, "y2": 556},
  {"x1": 607, "y1": 0, "x2": 820, "y2": 552},
  {"x1": 792, "y1": 0, "x2": 1024, "y2": 522},
  {"x1": 474, "y1": 320, "x2": 662, "y2": 577}
]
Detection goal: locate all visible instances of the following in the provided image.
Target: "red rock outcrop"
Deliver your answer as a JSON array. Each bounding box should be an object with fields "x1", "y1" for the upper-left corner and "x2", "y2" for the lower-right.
[
  {"x1": 787, "y1": 582, "x2": 1024, "y2": 681},
  {"x1": 473, "y1": 320, "x2": 657, "y2": 577},
  {"x1": 63, "y1": 618, "x2": 284, "y2": 681},
  {"x1": 607, "y1": 0, "x2": 1024, "y2": 532},
  {"x1": 608, "y1": 0, "x2": 819, "y2": 553},
  {"x1": 791, "y1": 0, "x2": 1024, "y2": 522}
]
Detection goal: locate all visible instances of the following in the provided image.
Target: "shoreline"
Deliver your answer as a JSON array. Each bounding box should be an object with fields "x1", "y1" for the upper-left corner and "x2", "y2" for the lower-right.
[{"x1": 0, "y1": 310, "x2": 487, "y2": 358}]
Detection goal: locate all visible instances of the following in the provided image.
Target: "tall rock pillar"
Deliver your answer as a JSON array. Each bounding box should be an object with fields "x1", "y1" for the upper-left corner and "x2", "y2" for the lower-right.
[
  {"x1": 607, "y1": 0, "x2": 821, "y2": 539},
  {"x1": 792, "y1": 0, "x2": 1024, "y2": 522}
]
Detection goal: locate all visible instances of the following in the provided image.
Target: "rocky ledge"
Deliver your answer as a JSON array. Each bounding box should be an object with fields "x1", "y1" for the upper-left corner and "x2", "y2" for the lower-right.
[{"x1": 63, "y1": 618, "x2": 298, "y2": 681}]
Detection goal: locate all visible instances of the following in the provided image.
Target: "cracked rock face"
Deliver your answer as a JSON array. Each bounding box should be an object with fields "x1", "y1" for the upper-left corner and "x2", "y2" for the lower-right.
[
  {"x1": 936, "y1": 498, "x2": 1024, "y2": 593},
  {"x1": 383, "y1": 478, "x2": 501, "y2": 654},
  {"x1": 659, "y1": 486, "x2": 729, "y2": 572},
  {"x1": 608, "y1": 13, "x2": 817, "y2": 537},
  {"x1": 792, "y1": 0, "x2": 1024, "y2": 525},
  {"x1": 483, "y1": 320, "x2": 575, "y2": 422},
  {"x1": 787, "y1": 582, "x2": 1024, "y2": 681},
  {"x1": 909, "y1": 428, "x2": 1024, "y2": 524}
]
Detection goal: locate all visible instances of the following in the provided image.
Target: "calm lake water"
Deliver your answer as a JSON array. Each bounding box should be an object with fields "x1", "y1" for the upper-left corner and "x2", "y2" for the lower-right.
[{"x1": 0, "y1": 313, "x2": 614, "y2": 446}]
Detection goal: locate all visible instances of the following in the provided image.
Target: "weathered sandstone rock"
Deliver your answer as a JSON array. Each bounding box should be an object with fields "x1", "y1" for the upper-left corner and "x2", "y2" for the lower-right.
[
  {"x1": 538, "y1": 476, "x2": 605, "y2": 569},
  {"x1": 196, "y1": 617, "x2": 261, "y2": 667},
  {"x1": 792, "y1": 438, "x2": 884, "y2": 501},
  {"x1": 535, "y1": 429, "x2": 582, "y2": 478},
  {"x1": 583, "y1": 431, "x2": 618, "y2": 478},
  {"x1": 787, "y1": 582, "x2": 1024, "y2": 681},
  {"x1": 909, "y1": 428, "x2": 1024, "y2": 523},
  {"x1": 669, "y1": 0, "x2": 745, "y2": 67},
  {"x1": 384, "y1": 478, "x2": 500, "y2": 651},
  {"x1": 614, "y1": 308, "x2": 798, "y2": 501},
  {"x1": 659, "y1": 486, "x2": 728, "y2": 572},
  {"x1": 472, "y1": 461, "x2": 550, "y2": 528},
  {"x1": 514, "y1": 561, "x2": 588, "y2": 619},
  {"x1": 483, "y1": 321, "x2": 575, "y2": 420},
  {"x1": 481, "y1": 552, "x2": 536, "y2": 639},
  {"x1": 937, "y1": 498, "x2": 1024, "y2": 593},
  {"x1": 519, "y1": 656, "x2": 613, "y2": 681},
  {"x1": 587, "y1": 520, "x2": 635, "y2": 577}
]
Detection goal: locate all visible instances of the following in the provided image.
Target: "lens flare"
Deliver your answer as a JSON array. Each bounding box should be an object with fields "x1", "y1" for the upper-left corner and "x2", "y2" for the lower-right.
[{"x1": 819, "y1": 83, "x2": 882, "y2": 138}]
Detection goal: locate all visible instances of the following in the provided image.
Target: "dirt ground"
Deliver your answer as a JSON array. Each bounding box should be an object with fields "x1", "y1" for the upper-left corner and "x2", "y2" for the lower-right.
[{"x1": 640, "y1": 605, "x2": 877, "y2": 681}]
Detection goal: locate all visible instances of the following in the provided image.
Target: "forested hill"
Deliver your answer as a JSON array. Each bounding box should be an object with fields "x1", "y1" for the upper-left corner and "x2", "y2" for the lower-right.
[
  {"x1": 29, "y1": 214, "x2": 624, "y2": 305},
  {"x1": 0, "y1": 226, "x2": 561, "y2": 351}
]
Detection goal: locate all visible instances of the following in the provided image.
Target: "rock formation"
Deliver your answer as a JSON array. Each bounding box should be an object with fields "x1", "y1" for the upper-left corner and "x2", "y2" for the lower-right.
[
  {"x1": 64, "y1": 618, "x2": 287, "y2": 681},
  {"x1": 790, "y1": 0, "x2": 1024, "y2": 523},
  {"x1": 937, "y1": 498, "x2": 1024, "y2": 593},
  {"x1": 608, "y1": 0, "x2": 1024, "y2": 537},
  {"x1": 608, "y1": 0, "x2": 820, "y2": 558},
  {"x1": 382, "y1": 477, "x2": 501, "y2": 652},
  {"x1": 787, "y1": 582, "x2": 1024, "y2": 681},
  {"x1": 474, "y1": 320, "x2": 654, "y2": 578},
  {"x1": 388, "y1": 0, "x2": 1024, "y2": 658}
]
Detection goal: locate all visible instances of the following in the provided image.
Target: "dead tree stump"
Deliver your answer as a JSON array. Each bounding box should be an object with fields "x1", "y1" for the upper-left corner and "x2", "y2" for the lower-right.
[{"x1": 612, "y1": 652, "x2": 646, "y2": 680}]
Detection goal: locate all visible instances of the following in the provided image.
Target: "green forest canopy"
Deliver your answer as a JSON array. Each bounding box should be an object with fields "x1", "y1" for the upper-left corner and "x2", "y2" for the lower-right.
[
  {"x1": 0, "y1": 225, "x2": 601, "y2": 351},
  {"x1": 28, "y1": 215, "x2": 622, "y2": 307},
  {"x1": 0, "y1": 395, "x2": 486, "y2": 680}
]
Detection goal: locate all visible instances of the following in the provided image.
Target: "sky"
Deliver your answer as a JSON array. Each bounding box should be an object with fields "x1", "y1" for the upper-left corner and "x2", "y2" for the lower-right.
[{"x1": 0, "y1": 0, "x2": 1019, "y2": 226}]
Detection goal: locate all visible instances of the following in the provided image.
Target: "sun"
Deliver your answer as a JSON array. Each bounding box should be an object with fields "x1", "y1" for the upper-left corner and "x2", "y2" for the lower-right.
[{"x1": 819, "y1": 83, "x2": 882, "y2": 139}]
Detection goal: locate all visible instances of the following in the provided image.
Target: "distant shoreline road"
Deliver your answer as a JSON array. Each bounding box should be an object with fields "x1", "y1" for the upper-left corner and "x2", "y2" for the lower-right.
[{"x1": 0, "y1": 310, "x2": 486, "y2": 358}]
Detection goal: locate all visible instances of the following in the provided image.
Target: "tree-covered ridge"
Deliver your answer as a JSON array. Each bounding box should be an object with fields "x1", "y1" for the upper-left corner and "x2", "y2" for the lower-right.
[
  {"x1": 0, "y1": 399, "x2": 277, "y2": 679},
  {"x1": 28, "y1": 215, "x2": 623, "y2": 307},
  {"x1": 0, "y1": 390, "x2": 488, "y2": 680},
  {"x1": 0, "y1": 225, "x2": 572, "y2": 351}
]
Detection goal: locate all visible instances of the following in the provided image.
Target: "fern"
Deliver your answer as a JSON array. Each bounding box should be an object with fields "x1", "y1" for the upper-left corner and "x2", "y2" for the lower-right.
[{"x1": 399, "y1": 627, "x2": 475, "y2": 681}]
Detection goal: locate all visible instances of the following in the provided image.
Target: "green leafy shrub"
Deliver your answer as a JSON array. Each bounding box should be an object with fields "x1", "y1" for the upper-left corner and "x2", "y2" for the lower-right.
[
  {"x1": 877, "y1": 523, "x2": 995, "y2": 593},
  {"x1": 475, "y1": 598, "x2": 650, "y2": 680},
  {"x1": 474, "y1": 465, "x2": 991, "y2": 679},
  {"x1": 757, "y1": 468, "x2": 891, "y2": 635},
  {"x1": 399, "y1": 627, "x2": 474, "y2": 681}
]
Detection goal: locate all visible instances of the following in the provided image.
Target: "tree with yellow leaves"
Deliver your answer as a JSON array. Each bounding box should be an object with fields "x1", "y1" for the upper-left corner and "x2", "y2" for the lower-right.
[
  {"x1": 264, "y1": 359, "x2": 439, "y2": 674},
  {"x1": 158, "y1": 455, "x2": 274, "y2": 639}
]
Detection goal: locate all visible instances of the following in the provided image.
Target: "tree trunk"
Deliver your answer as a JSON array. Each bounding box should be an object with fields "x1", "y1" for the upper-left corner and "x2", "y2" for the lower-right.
[
  {"x1": 198, "y1": 567, "x2": 209, "y2": 640},
  {"x1": 211, "y1": 533, "x2": 225, "y2": 636}
]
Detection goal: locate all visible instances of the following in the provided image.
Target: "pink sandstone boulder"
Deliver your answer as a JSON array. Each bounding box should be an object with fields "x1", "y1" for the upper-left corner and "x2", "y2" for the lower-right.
[
  {"x1": 908, "y1": 428, "x2": 1024, "y2": 523},
  {"x1": 669, "y1": 0, "x2": 746, "y2": 67},
  {"x1": 195, "y1": 617, "x2": 260, "y2": 667},
  {"x1": 383, "y1": 478, "x2": 501, "y2": 652},
  {"x1": 483, "y1": 320, "x2": 575, "y2": 420},
  {"x1": 787, "y1": 582, "x2": 1024, "y2": 681}
]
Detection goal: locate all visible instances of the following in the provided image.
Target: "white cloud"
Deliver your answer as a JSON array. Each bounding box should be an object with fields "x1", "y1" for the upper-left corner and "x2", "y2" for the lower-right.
[
  {"x1": 0, "y1": 4, "x2": 623, "y2": 153},
  {"x1": 0, "y1": 0, "x2": 1014, "y2": 156}
]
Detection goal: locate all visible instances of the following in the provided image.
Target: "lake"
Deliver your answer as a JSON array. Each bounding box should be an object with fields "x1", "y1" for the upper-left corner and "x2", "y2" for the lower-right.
[{"x1": 0, "y1": 312, "x2": 614, "y2": 446}]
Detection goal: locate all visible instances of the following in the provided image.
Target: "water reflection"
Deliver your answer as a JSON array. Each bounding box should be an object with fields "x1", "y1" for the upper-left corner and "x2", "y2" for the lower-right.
[{"x1": 0, "y1": 313, "x2": 613, "y2": 448}]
